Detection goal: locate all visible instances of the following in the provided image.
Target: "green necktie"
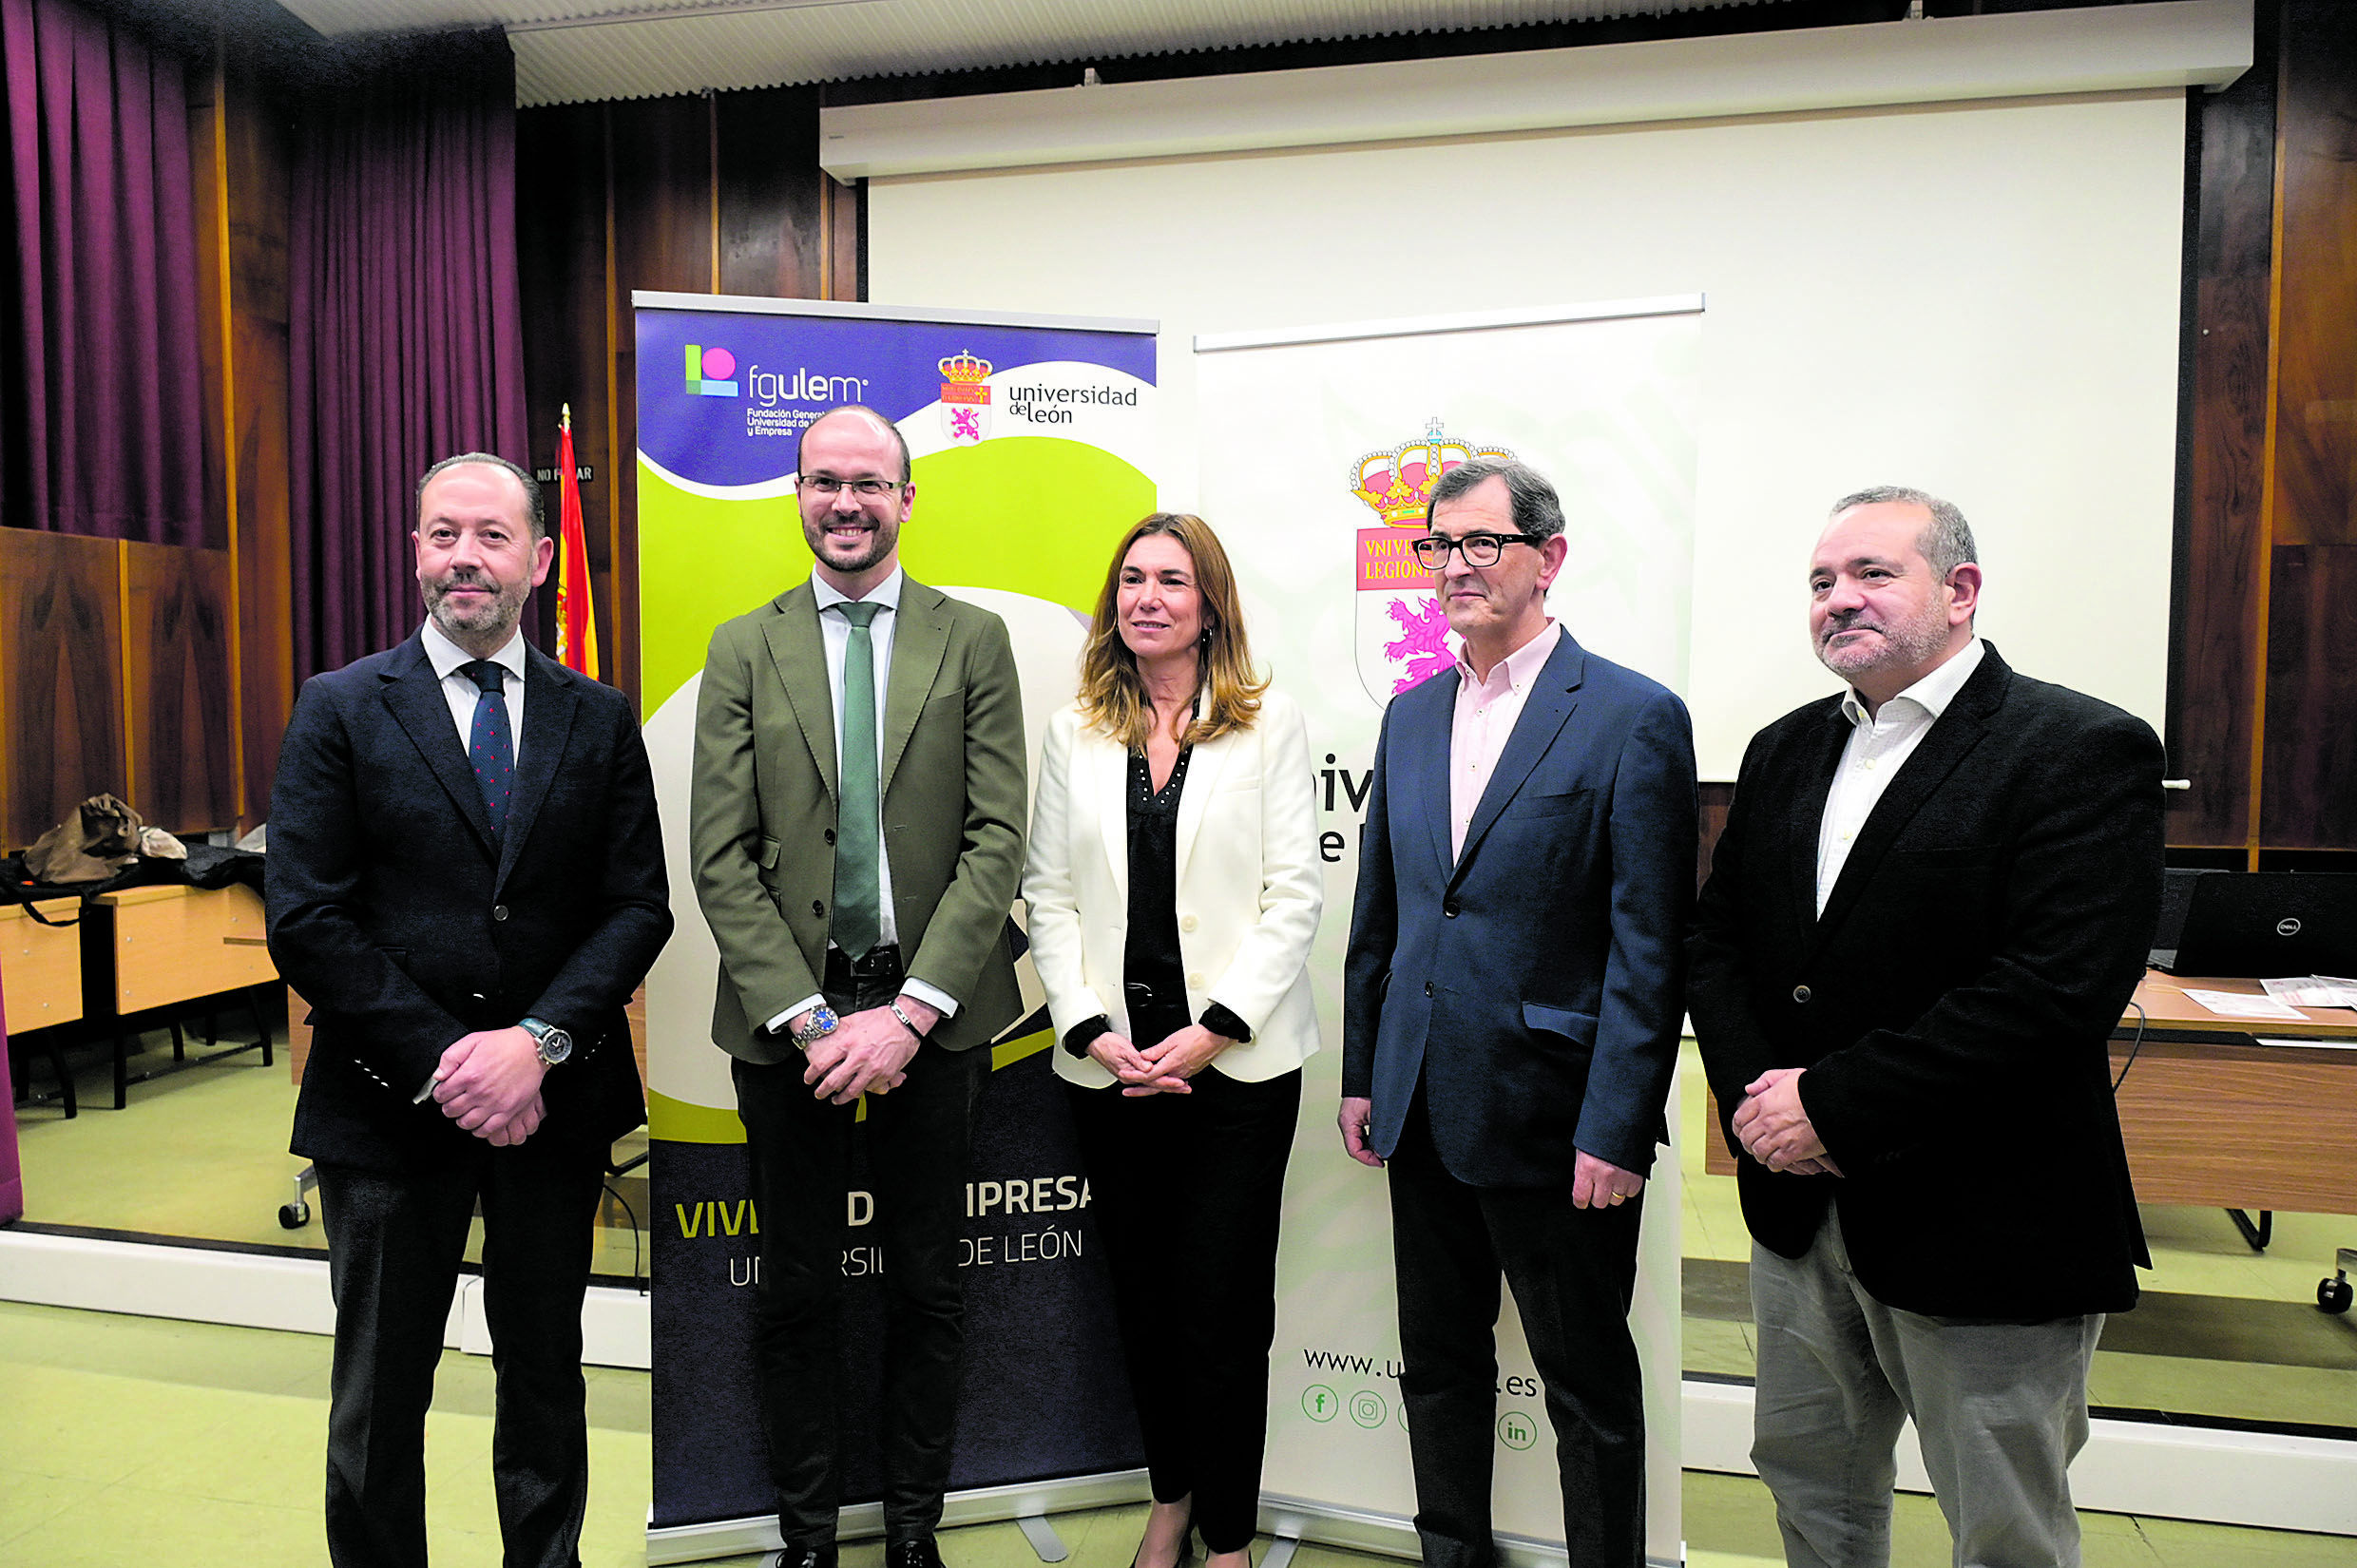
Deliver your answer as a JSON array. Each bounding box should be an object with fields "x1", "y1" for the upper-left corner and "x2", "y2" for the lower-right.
[{"x1": 832, "y1": 599, "x2": 884, "y2": 960}]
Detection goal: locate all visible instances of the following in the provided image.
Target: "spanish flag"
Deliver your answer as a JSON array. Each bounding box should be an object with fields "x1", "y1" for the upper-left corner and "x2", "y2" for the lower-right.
[{"x1": 555, "y1": 404, "x2": 600, "y2": 679}]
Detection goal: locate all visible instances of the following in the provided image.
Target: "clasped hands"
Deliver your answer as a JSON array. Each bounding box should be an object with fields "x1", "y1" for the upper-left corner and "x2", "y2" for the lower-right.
[
  {"x1": 798, "y1": 995, "x2": 943, "y2": 1105},
  {"x1": 431, "y1": 1027, "x2": 546, "y2": 1146},
  {"x1": 1731, "y1": 1066, "x2": 1843, "y2": 1176},
  {"x1": 1087, "y1": 1023, "x2": 1234, "y2": 1097}
]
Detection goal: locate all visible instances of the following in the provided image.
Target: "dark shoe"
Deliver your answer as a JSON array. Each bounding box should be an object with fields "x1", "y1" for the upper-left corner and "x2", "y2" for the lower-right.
[
  {"x1": 770, "y1": 1542, "x2": 837, "y2": 1568},
  {"x1": 887, "y1": 1539, "x2": 947, "y2": 1568}
]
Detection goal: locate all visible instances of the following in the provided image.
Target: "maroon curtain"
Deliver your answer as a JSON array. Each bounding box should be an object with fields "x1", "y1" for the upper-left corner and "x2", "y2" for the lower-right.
[
  {"x1": 288, "y1": 28, "x2": 528, "y2": 683},
  {"x1": 0, "y1": 0, "x2": 210, "y2": 548}
]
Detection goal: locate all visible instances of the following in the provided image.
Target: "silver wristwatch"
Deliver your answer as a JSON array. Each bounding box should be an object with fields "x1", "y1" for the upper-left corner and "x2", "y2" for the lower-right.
[
  {"x1": 792, "y1": 1004, "x2": 840, "y2": 1052},
  {"x1": 518, "y1": 1016, "x2": 573, "y2": 1067}
]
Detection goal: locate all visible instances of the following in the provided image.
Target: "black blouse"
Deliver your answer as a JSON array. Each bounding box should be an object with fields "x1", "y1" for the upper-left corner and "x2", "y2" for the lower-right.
[{"x1": 1060, "y1": 745, "x2": 1255, "y2": 1058}]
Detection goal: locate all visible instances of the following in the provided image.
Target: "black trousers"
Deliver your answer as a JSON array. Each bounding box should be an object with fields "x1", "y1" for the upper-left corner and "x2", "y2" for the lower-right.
[
  {"x1": 316, "y1": 1138, "x2": 606, "y2": 1568},
  {"x1": 1065, "y1": 1066, "x2": 1302, "y2": 1554},
  {"x1": 732, "y1": 951, "x2": 985, "y2": 1547},
  {"x1": 1386, "y1": 1093, "x2": 1646, "y2": 1568}
]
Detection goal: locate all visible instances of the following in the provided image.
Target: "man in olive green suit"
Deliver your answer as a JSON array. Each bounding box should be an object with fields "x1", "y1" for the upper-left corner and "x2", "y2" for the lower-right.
[{"x1": 690, "y1": 405, "x2": 1026, "y2": 1568}]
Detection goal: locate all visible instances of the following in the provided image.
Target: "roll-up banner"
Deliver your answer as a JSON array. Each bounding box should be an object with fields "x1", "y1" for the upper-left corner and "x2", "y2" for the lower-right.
[
  {"x1": 635, "y1": 295, "x2": 1161, "y2": 1550},
  {"x1": 1195, "y1": 297, "x2": 1703, "y2": 1568},
  {"x1": 639, "y1": 293, "x2": 1699, "y2": 1568}
]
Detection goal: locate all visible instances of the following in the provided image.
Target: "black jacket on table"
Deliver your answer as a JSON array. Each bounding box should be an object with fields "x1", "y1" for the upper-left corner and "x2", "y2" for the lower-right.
[
  {"x1": 1687, "y1": 643, "x2": 2161, "y2": 1322},
  {"x1": 266, "y1": 632, "x2": 673, "y2": 1172}
]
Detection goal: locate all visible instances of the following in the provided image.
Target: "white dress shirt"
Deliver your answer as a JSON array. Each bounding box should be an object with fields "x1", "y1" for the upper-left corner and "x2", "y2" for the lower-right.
[
  {"x1": 421, "y1": 621, "x2": 527, "y2": 767},
  {"x1": 1449, "y1": 621, "x2": 1562, "y2": 862},
  {"x1": 768, "y1": 567, "x2": 959, "y2": 1032},
  {"x1": 1814, "y1": 637, "x2": 1985, "y2": 916}
]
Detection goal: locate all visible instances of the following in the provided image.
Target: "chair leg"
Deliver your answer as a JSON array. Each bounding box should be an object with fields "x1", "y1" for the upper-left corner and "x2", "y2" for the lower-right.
[
  {"x1": 113, "y1": 1029, "x2": 129, "y2": 1109},
  {"x1": 249, "y1": 985, "x2": 275, "y2": 1066},
  {"x1": 51, "y1": 1042, "x2": 76, "y2": 1119},
  {"x1": 171, "y1": 1019, "x2": 187, "y2": 1062}
]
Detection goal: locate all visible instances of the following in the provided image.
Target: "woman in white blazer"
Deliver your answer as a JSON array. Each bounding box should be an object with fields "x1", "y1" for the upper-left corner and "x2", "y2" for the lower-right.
[{"x1": 1023, "y1": 513, "x2": 1323, "y2": 1568}]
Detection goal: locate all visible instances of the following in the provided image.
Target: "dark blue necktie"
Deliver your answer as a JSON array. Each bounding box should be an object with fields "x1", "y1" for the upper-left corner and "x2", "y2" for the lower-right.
[{"x1": 463, "y1": 660, "x2": 514, "y2": 836}]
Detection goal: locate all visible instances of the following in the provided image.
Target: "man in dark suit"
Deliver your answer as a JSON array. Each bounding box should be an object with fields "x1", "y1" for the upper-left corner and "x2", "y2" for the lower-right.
[
  {"x1": 1688, "y1": 486, "x2": 2161, "y2": 1568},
  {"x1": 689, "y1": 405, "x2": 1026, "y2": 1568},
  {"x1": 267, "y1": 452, "x2": 673, "y2": 1568},
  {"x1": 1341, "y1": 456, "x2": 1696, "y2": 1568}
]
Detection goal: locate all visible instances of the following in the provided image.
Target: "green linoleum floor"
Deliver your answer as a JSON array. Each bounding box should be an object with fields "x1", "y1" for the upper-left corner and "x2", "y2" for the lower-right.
[
  {"x1": 10, "y1": 1031, "x2": 2357, "y2": 1554},
  {"x1": 10, "y1": 1018, "x2": 652, "y2": 1279},
  {"x1": 1671, "y1": 1047, "x2": 2357, "y2": 1429},
  {"x1": 4, "y1": 1301, "x2": 2352, "y2": 1568}
]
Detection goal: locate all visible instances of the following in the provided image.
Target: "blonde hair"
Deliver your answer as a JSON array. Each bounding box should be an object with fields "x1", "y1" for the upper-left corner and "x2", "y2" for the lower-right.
[{"x1": 1077, "y1": 513, "x2": 1266, "y2": 751}]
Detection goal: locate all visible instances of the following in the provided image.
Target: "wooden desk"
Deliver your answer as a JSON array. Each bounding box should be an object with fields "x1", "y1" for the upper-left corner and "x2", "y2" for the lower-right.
[
  {"x1": 1699, "y1": 972, "x2": 2357, "y2": 1224},
  {"x1": 78, "y1": 885, "x2": 279, "y2": 1109},
  {"x1": 2112, "y1": 973, "x2": 2357, "y2": 1220},
  {"x1": 2, "y1": 898, "x2": 84, "y2": 1031},
  {"x1": 4, "y1": 897, "x2": 86, "y2": 1116},
  {"x1": 88, "y1": 885, "x2": 277, "y2": 1014}
]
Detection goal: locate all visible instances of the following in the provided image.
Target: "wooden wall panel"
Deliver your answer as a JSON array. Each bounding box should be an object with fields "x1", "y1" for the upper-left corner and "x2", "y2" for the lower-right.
[
  {"x1": 224, "y1": 74, "x2": 295, "y2": 831},
  {"x1": 607, "y1": 94, "x2": 718, "y2": 707},
  {"x1": 2262, "y1": 545, "x2": 2357, "y2": 847},
  {"x1": 0, "y1": 532, "x2": 126, "y2": 851},
  {"x1": 2170, "y1": 14, "x2": 2277, "y2": 850},
  {"x1": 517, "y1": 102, "x2": 615, "y2": 679},
  {"x1": 716, "y1": 86, "x2": 826, "y2": 299},
  {"x1": 2269, "y1": 1, "x2": 2357, "y2": 555},
  {"x1": 122, "y1": 542, "x2": 237, "y2": 833},
  {"x1": 1697, "y1": 779, "x2": 1733, "y2": 891},
  {"x1": 2254, "y1": 1, "x2": 2357, "y2": 850}
]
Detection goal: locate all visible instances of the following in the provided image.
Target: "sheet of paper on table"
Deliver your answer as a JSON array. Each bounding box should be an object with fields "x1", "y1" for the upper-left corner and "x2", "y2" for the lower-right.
[
  {"x1": 2183, "y1": 988, "x2": 2310, "y2": 1021},
  {"x1": 2258, "y1": 975, "x2": 2357, "y2": 1009}
]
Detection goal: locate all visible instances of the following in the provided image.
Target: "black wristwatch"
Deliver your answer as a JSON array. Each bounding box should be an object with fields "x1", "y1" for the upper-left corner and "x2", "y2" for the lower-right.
[{"x1": 518, "y1": 1016, "x2": 573, "y2": 1067}]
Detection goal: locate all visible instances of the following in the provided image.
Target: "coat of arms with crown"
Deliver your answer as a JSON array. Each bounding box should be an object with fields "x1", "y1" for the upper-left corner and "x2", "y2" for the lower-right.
[
  {"x1": 939, "y1": 350, "x2": 992, "y2": 444},
  {"x1": 1349, "y1": 419, "x2": 1514, "y2": 705}
]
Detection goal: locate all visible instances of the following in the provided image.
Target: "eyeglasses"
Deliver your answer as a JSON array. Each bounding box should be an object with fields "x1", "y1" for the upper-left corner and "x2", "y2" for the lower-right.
[
  {"x1": 1410, "y1": 531, "x2": 1538, "y2": 569},
  {"x1": 795, "y1": 474, "x2": 906, "y2": 498}
]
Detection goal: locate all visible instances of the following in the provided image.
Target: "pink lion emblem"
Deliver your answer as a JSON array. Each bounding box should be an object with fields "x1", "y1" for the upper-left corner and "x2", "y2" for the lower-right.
[
  {"x1": 950, "y1": 407, "x2": 981, "y2": 442},
  {"x1": 1383, "y1": 596, "x2": 1457, "y2": 694}
]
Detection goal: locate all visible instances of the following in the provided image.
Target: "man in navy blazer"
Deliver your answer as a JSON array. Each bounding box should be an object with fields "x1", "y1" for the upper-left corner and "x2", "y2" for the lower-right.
[
  {"x1": 1688, "y1": 488, "x2": 2160, "y2": 1568},
  {"x1": 268, "y1": 453, "x2": 672, "y2": 1568},
  {"x1": 1342, "y1": 457, "x2": 1696, "y2": 1568}
]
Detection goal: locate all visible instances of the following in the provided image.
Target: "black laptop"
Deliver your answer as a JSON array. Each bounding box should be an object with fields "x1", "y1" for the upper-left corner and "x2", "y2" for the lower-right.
[{"x1": 2151, "y1": 871, "x2": 2357, "y2": 979}]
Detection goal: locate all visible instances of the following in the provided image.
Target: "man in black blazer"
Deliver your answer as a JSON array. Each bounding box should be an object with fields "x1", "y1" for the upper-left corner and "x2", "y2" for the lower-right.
[
  {"x1": 267, "y1": 453, "x2": 672, "y2": 1568},
  {"x1": 1689, "y1": 487, "x2": 2161, "y2": 1568},
  {"x1": 1341, "y1": 458, "x2": 1696, "y2": 1568}
]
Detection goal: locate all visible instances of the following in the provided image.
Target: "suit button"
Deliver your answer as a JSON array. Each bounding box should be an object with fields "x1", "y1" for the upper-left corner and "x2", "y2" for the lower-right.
[
  {"x1": 1443, "y1": 899, "x2": 1460, "y2": 918},
  {"x1": 824, "y1": 829, "x2": 835, "y2": 845},
  {"x1": 1424, "y1": 980, "x2": 1435, "y2": 998},
  {"x1": 1792, "y1": 985, "x2": 1811, "y2": 1004},
  {"x1": 491, "y1": 905, "x2": 509, "y2": 922},
  {"x1": 813, "y1": 900, "x2": 826, "y2": 918},
  {"x1": 1179, "y1": 914, "x2": 1198, "y2": 933}
]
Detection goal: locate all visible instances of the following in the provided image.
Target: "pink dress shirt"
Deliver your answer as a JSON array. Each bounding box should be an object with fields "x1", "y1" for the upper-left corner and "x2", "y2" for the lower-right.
[{"x1": 1448, "y1": 621, "x2": 1563, "y2": 862}]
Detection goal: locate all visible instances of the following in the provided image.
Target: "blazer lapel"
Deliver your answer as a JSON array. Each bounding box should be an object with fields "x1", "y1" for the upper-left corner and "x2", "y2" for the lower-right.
[
  {"x1": 763, "y1": 587, "x2": 836, "y2": 803},
  {"x1": 1173, "y1": 726, "x2": 1238, "y2": 885},
  {"x1": 1091, "y1": 729, "x2": 1130, "y2": 908},
  {"x1": 1786, "y1": 708, "x2": 1850, "y2": 936},
  {"x1": 499, "y1": 651, "x2": 580, "y2": 889},
  {"x1": 377, "y1": 637, "x2": 497, "y2": 854},
  {"x1": 882, "y1": 581, "x2": 949, "y2": 797},
  {"x1": 1809, "y1": 651, "x2": 2008, "y2": 949},
  {"x1": 1390, "y1": 674, "x2": 1459, "y2": 884},
  {"x1": 1452, "y1": 633, "x2": 1584, "y2": 879}
]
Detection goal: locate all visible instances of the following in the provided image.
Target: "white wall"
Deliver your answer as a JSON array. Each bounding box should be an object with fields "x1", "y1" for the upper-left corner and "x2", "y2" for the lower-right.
[{"x1": 869, "y1": 89, "x2": 2187, "y2": 775}]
